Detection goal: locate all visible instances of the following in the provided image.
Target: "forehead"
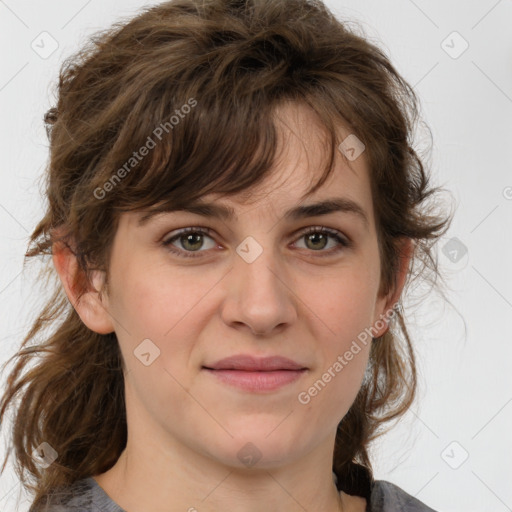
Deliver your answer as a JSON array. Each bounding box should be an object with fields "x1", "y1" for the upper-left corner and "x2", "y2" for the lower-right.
[
  {"x1": 203, "y1": 102, "x2": 373, "y2": 219},
  {"x1": 124, "y1": 101, "x2": 375, "y2": 230}
]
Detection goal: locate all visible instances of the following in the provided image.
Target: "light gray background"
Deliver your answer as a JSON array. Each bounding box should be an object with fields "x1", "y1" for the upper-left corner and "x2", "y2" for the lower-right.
[{"x1": 1, "y1": 1, "x2": 511, "y2": 511}]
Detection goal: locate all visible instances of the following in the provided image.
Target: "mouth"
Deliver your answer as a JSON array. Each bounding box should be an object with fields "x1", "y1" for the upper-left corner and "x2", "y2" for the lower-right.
[
  {"x1": 202, "y1": 355, "x2": 308, "y2": 392},
  {"x1": 202, "y1": 368, "x2": 308, "y2": 392}
]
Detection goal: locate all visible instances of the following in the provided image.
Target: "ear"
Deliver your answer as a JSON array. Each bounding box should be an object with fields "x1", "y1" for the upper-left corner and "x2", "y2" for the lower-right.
[
  {"x1": 372, "y1": 237, "x2": 414, "y2": 337},
  {"x1": 52, "y1": 238, "x2": 115, "y2": 335}
]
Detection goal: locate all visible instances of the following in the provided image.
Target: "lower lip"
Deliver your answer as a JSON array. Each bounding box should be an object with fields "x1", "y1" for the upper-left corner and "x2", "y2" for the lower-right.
[{"x1": 203, "y1": 368, "x2": 307, "y2": 392}]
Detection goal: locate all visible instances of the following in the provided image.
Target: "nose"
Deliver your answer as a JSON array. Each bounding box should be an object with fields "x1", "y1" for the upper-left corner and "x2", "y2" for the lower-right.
[{"x1": 220, "y1": 244, "x2": 297, "y2": 337}]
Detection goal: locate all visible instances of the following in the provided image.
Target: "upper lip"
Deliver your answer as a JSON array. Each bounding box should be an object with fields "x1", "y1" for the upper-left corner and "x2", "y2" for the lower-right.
[{"x1": 203, "y1": 355, "x2": 307, "y2": 371}]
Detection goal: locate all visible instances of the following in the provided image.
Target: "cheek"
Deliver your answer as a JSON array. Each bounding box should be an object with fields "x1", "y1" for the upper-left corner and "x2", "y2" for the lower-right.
[
  {"x1": 109, "y1": 255, "x2": 199, "y2": 337},
  {"x1": 306, "y1": 263, "x2": 379, "y2": 346},
  {"x1": 296, "y1": 341, "x2": 370, "y2": 439},
  {"x1": 108, "y1": 261, "x2": 207, "y2": 424},
  {"x1": 108, "y1": 257, "x2": 219, "y2": 389},
  {"x1": 294, "y1": 267, "x2": 376, "y2": 418}
]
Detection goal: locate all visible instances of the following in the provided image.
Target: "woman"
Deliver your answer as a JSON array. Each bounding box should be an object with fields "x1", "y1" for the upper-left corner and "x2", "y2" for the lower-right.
[{"x1": 0, "y1": 0, "x2": 452, "y2": 510}]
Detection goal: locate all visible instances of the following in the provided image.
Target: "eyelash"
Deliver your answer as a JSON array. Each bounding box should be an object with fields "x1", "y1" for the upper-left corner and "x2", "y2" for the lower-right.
[{"x1": 161, "y1": 226, "x2": 351, "y2": 259}]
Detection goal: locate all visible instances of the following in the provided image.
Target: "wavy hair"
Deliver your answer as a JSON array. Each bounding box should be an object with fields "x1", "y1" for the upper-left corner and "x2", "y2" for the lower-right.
[{"x1": 0, "y1": 0, "x2": 453, "y2": 509}]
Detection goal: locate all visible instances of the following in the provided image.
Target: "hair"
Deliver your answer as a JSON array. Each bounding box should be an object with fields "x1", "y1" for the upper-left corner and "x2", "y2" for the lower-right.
[{"x1": 0, "y1": 0, "x2": 454, "y2": 509}]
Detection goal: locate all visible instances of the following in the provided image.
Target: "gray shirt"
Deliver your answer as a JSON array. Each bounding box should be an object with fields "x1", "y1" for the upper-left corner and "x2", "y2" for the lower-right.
[{"x1": 29, "y1": 476, "x2": 437, "y2": 511}]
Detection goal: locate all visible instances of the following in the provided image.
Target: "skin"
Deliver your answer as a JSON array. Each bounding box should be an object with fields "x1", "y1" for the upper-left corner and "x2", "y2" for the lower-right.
[{"x1": 53, "y1": 101, "x2": 413, "y2": 512}]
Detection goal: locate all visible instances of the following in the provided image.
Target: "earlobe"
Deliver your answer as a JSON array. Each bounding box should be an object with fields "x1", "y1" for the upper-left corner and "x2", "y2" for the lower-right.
[
  {"x1": 373, "y1": 237, "x2": 414, "y2": 338},
  {"x1": 52, "y1": 240, "x2": 115, "y2": 335}
]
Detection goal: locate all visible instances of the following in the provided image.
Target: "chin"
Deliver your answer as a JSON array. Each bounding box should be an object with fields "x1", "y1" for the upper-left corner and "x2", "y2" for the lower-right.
[{"x1": 204, "y1": 428, "x2": 311, "y2": 471}]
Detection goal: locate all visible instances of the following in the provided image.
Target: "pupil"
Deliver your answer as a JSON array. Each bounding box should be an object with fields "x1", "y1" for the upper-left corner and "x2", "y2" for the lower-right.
[
  {"x1": 184, "y1": 234, "x2": 202, "y2": 251},
  {"x1": 307, "y1": 233, "x2": 326, "y2": 250}
]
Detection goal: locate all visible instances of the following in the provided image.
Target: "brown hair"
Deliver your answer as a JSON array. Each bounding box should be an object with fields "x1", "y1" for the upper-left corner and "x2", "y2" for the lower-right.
[{"x1": 0, "y1": 0, "x2": 453, "y2": 509}]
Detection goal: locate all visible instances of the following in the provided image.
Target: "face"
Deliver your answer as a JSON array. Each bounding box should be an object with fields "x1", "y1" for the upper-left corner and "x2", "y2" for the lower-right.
[{"x1": 61, "y1": 102, "x2": 400, "y2": 472}]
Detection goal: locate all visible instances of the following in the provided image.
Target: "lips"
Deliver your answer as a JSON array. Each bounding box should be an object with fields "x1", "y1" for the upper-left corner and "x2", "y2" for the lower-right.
[
  {"x1": 203, "y1": 354, "x2": 307, "y2": 371},
  {"x1": 202, "y1": 355, "x2": 308, "y2": 392}
]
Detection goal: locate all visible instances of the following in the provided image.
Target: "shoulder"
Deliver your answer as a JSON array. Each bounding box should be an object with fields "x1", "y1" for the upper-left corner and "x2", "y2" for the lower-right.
[
  {"x1": 369, "y1": 480, "x2": 437, "y2": 512},
  {"x1": 28, "y1": 477, "x2": 125, "y2": 512}
]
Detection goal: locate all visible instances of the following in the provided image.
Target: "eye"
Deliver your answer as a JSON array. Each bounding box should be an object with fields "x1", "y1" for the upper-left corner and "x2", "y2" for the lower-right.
[
  {"x1": 161, "y1": 226, "x2": 351, "y2": 258},
  {"x1": 162, "y1": 227, "x2": 217, "y2": 258},
  {"x1": 293, "y1": 226, "x2": 351, "y2": 256}
]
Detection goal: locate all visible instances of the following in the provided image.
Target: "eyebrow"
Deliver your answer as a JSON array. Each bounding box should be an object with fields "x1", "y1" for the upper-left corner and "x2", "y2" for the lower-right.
[{"x1": 138, "y1": 197, "x2": 369, "y2": 231}]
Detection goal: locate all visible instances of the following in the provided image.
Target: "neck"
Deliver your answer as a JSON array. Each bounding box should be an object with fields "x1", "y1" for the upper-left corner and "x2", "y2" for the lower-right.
[{"x1": 94, "y1": 440, "x2": 350, "y2": 512}]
